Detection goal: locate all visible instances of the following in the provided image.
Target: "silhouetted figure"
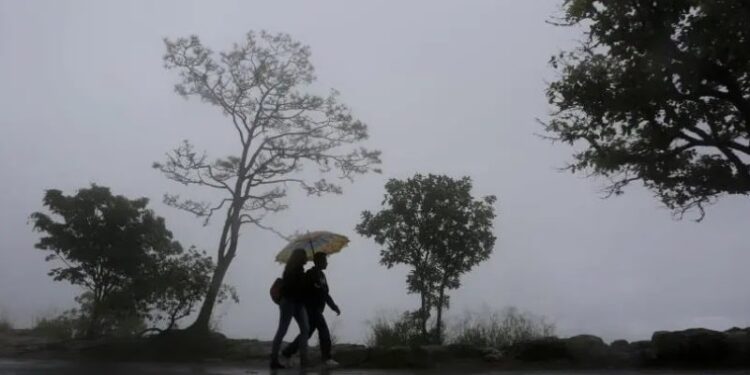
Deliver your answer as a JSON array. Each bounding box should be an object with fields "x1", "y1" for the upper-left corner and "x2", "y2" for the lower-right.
[
  {"x1": 270, "y1": 248, "x2": 310, "y2": 369},
  {"x1": 282, "y1": 252, "x2": 341, "y2": 367}
]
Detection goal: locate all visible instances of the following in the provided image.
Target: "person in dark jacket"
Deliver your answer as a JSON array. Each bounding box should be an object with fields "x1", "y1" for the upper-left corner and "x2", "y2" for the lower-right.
[
  {"x1": 270, "y1": 248, "x2": 310, "y2": 369},
  {"x1": 282, "y1": 252, "x2": 341, "y2": 367}
]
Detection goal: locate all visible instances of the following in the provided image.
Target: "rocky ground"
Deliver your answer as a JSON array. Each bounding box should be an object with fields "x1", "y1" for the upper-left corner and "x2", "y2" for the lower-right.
[{"x1": 2, "y1": 327, "x2": 750, "y2": 370}]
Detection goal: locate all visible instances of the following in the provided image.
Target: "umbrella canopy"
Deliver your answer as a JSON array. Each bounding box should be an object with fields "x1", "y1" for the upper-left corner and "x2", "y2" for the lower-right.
[{"x1": 275, "y1": 231, "x2": 350, "y2": 263}]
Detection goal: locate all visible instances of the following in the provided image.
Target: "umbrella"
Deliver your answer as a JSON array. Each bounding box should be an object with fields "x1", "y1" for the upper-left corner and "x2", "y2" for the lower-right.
[{"x1": 275, "y1": 231, "x2": 350, "y2": 263}]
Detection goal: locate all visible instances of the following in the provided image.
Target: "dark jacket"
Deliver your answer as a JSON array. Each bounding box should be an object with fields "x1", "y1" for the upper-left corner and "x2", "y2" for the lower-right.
[
  {"x1": 304, "y1": 267, "x2": 337, "y2": 312},
  {"x1": 281, "y1": 265, "x2": 306, "y2": 302}
]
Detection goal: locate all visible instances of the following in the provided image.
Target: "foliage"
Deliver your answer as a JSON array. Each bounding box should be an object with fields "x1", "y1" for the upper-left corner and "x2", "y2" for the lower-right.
[
  {"x1": 32, "y1": 310, "x2": 80, "y2": 340},
  {"x1": 357, "y1": 174, "x2": 496, "y2": 343},
  {"x1": 30, "y1": 185, "x2": 229, "y2": 337},
  {"x1": 0, "y1": 310, "x2": 11, "y2": 332},
  {"x1": 367, "y1": 311, "x2": 430, "y2": 348},
  {"x1": 546, "y1": 0, "x2": 750, "y2": 219},
  {"x1": 145, "y1": 247, "x2": 238, "y2": 331},
  {"x1": 450, "y1": 307, "x2": 555, "y2": 349},
  {"x1": 155, "y1": 30, "x2": 381, "y2": 332}
]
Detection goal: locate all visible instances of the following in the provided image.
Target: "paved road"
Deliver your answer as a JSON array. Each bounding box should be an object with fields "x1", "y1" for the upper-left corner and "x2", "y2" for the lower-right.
[
  {"x1": 0, "y1": 359, "x2": 418, "y2": 375},
  {"x1": 0, "y1": 360, "x2": 744, "y2": 375}
]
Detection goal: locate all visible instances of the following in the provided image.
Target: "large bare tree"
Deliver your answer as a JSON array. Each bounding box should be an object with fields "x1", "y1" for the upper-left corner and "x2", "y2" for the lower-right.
[{"x1": 154, "y1": 31, "x2": 381, "y2": 333}]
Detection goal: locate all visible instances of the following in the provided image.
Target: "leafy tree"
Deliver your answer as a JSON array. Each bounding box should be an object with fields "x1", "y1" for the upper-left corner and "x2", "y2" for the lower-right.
[
  {"x1": 545, "y1": 0, "x2": 750, "y2": 219},
  {"x1": 155, "y1": 31, "x2": 381, "y2": 332},
  {"x1": 356, "y1": 174, "x2": 496, "y2": 343},
  {"x1": 145, "y1": 248, "x2": 238, "y2": 332},
  {"x1": 30, "y1": 185, "x2": 225, "y2": 337}
]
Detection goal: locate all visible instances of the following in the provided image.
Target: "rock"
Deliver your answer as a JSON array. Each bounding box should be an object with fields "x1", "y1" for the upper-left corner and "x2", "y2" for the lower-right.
[
  {"x1": 511, "y1": 337, "x2": 569, "y2": 362},
  {"x1": 420, "y1": 344, "x2": 448, "y2": 356},
  {"x1": 332, "y1": 344, "x2": 369, "y2": 366},
  {"x1": 629, "y1": 340, "x2": 656, "y2": 366},
  {"x1": 367, "y1": 346, "x2": 417, "y2": 368},
  {"x1": 610, "y1": 339, "x2": 630, "y2": 351},
  {"x1": 725, "y1": 328, "x2": 750, "y2": 366},
  {"x1": 564, "y1": 335, "x2": 614, "y2": 366},
  {"x1": 652, "y1": 328, "x2": 729, "y2": 365},
  {"x1": 444, "y1": 344, "x2": 484, "y2": 359},
  {"x1": 480, "y1": 347, "x2": 504, "y2": 362}
]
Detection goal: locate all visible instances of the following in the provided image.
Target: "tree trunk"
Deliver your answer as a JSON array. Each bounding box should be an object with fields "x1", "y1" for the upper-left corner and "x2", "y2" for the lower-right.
[
  {"x1": 435, "y1": 284, "x2": 446, "y2": 345},
  {"x1": 187, "y1": 203, "x2": 241, "y2": 334},
  {"x1": 85, "y1": 295, "x2": 103, "y2": 339},
  {"x1": 187, "y1": 254, "x2": 232, "y2": 333},
  {"x1": 419, "y1": 291, "x2": 429, "y2": 338}
]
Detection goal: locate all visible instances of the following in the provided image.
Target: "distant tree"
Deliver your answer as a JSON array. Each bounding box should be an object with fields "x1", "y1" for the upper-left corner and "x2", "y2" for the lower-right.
[
  {"x1": 545, "y1": 0, "x2": 750, "y2": 219},
  {"x1": 30, "y1": 185, "x2": 226, "y2": 337},
  {"x1": 356, "y1": 174, "x2": 497, "y2": 343},
  {"x1": 155, "y1": 31, "x2": 381, "y2": 333}
]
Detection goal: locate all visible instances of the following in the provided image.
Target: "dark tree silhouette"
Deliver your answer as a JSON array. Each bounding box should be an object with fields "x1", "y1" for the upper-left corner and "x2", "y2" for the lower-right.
[
  {"x1": 545, "y1": 0, "x2": 750, "y2": 219},
  {"x1": 155, "y1": 31, "x2": 381, "y2": 333},
  {"x1": 30, "y1": 185, "x2": 225, "y2": 337},
  {"x1": 356, "y1": 174, "x2": 496, "y2": 343}
]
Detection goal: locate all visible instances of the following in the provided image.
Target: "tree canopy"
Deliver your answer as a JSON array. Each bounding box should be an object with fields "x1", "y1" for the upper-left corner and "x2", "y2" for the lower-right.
[
  {"x1": 356, "y1": 174, "x2": 496, "y2": 343},
  {"x1": 30, "y1": 185, "x2": 226, "y2": 337},
  {"x1": 546, "y1": 0, "x2": 750, "y2": 219}
]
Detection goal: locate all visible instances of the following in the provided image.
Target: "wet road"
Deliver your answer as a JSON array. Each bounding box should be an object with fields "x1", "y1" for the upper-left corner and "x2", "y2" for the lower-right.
[{"x1": 0, "y1": 359, "x2": 745, "y2": 375}]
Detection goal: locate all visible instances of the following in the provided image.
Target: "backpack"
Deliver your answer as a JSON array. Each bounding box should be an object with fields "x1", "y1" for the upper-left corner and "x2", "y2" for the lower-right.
[{"x1": 270, "y1": 277, "x2": 283, "y2": 304}]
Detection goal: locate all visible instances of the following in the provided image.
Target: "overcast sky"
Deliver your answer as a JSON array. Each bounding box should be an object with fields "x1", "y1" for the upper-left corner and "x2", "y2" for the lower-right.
[{"x1": 2, "y1": 0, "x2": 750, "y2": 344}]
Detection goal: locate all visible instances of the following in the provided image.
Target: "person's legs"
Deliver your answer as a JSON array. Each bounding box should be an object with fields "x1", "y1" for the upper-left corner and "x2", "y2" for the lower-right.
[
  {"x1": 282, "y1": 308, "x2": 318, "y2": 358},
  {"x1": 291, "y1": 303, "x2": 310, "y2": 365},
  {"x1": 270, "y1": 299, "x2": 294, "y2": 365},
  {"x1": 313, "y1": 311, "x2": 332, "y2": 360}
]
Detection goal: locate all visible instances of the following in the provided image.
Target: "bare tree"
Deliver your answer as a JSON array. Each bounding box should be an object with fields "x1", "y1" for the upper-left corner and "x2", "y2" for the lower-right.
[{"x1": 154, "y1": 31, "x2": 381, "y2": 333}]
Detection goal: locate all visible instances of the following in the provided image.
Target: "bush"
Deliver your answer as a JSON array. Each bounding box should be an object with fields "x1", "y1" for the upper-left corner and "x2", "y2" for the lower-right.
[
  {"x1": 367, "y1": 311, "x2": 430, "y2": 347},
  {"x1": 450, "y1": 307, "x2": 555, "y2": 349},
  {"x1": 32, "y1": 311, "x2": 79, "y2": 340},
  {"x1": 0, "y1": 310, "x2": 12, "y2": 332}
]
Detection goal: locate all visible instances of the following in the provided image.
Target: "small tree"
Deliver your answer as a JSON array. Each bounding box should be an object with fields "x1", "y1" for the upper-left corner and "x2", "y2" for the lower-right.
[
  {"x1": 30, "y1": 185, "x2": 224, "y2": 337},
  {"x1": 545, "y1": 0, "x2": 750, "y2": 219},
  {"x1": 145, "y1": 247, "x2": 238, "y2": 331},
  {"x1": 356, "y1": 174, "x2": 496, "y2": 343},
  {"x1": 155, "y1": 31, "x2": 381, "y2": 332}
]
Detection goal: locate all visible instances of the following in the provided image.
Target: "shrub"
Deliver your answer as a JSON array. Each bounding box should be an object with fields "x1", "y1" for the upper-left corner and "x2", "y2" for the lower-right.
[
  {"x1": 450, "y1": 307, "x2": 555, "y2": 348},
  {"x1": 367, "y1": 311, "x2": 430, "y2": 347},
  {"x1": 0, "y1": 310, "x2": 12, "y2": 332},
  {"x1": 32, "y1": 311, "x2": 79, "y2": 340}
]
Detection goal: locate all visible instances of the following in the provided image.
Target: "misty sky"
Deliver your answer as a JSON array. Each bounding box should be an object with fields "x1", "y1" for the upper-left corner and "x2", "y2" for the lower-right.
[{"x1": 2, "y1": 0, "x2": 749, "y2": 344}]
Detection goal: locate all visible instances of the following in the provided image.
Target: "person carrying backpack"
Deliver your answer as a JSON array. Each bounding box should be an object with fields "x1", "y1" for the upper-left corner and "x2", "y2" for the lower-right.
[
  {"x1": 281, "y1": 252, "x2": 340, "y2": 367},
  {"x1": 269, "y1": 248, "x2": 310, "y2": 369}
]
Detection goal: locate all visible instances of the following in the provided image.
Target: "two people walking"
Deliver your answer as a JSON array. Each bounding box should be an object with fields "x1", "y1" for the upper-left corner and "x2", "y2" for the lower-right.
[{"x1": 270, "y1": 249, "x2": 340, "y2": 369}]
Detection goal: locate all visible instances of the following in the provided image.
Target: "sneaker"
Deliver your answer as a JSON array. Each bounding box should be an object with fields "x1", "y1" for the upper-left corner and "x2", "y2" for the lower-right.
[{"x1": 324, "y1": 359, "x2": 340, "y2": 368}]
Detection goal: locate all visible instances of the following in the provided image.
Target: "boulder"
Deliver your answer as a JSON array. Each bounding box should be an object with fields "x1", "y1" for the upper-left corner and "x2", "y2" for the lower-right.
[
  {"x1": 480, "y1": 346, "x2": 504, "y2": 362},
  {"x1": 443, "y1": 343, "x2": 484, "y2": 359},
  {"x1": 610, "y1": 339, "x2": 630, "y2": 351},
  {"x1": 724, "y1": 328, "x2": 750, "y2": 366},
  {"x1": 511, "y1": 337, "x2": 569, "y2": 362},
  {"x1": 333, "y1": 344, "x2": 369, "y2": 366},
  {"x1": 629, "y1": 340, "x2": 656, "y2": 366},
  {"x1": 367, "y1": 346, "x2": 416, "y2": 368},
  {"x1": 564, "y1": 335, "x2": 614, "y2": 366},
  {"x1": 652, "y1": 328, "x2": 729, "y2": 365}
]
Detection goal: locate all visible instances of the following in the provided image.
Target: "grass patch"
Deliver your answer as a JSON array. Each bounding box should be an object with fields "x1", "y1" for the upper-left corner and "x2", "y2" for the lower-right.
[{"x1": 449, "y1": 306, "x2": 555, "y2": 349}]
